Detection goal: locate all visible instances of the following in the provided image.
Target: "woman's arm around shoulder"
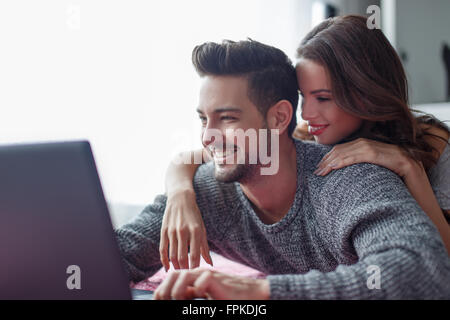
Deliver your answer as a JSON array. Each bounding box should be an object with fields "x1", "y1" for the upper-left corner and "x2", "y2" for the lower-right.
[{"x1": 160, "y1": 148, "x2": 213, "y2": 271}]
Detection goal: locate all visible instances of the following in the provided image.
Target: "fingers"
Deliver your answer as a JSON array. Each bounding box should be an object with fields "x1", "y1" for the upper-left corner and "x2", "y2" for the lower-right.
[
  {"x1": 167, "y1": 227, "x2": 210, "y2": 270},
  {"x1": 164, "y1": 225, "x2": 211, "y2": 270},
  {"x1": 154, "y1": 269, "x2": 212, "y2": 300},
  {"x1": 314, "y1": 137, "x2": 405, "y2": 176},
  {"x1": 171, "y1": 271, "x2": 203, "y2": 300},
  {"x1": 314, "y1": 154, "x2": 360, "y2": 176},
  {"x1": 177, "y1": 228, "x2": 189, "y2": 269},
  {"x1": 154, "y1": 271, "x2": 181, "y2": 300},
  {"x1": 192, "y1": 270, "x2": 214, "y2": 298},
  {"x1": 159, "y1": 191, "x2": 211, "y2": 271},
  {"x1": 316, "y1": 139, "x2": 360, "y2": 168},
  {"x1": 168, "y1": 229, "x2": 180, "y2": 270},
  {"x1": 315, "y1": 139, "x2": 371, "y2": 176},
  {"x1": 188, "y1": 227, "x2": 201, "y2": 269},
  {"x1": 201, "y1": 236, "x2": 213, "y2": 267},
  {"x1": 153, "y1": 269, "x2": 266, "y2": 300},
  {"x1": 188, "y1": 225, "x2": 213, "y2": 269},
  {"x1": 159, "y1": 229, "x2": 170, "y2": 272}
]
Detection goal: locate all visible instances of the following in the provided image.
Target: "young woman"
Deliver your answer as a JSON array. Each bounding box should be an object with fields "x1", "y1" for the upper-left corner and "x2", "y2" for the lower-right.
[{"x1": 159, "y1": 15, "x2": 450, "y2": 271}]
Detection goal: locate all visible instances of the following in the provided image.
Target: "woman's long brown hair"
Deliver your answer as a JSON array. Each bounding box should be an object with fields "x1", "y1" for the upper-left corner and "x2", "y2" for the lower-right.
[{"x1": 297, "y1": 15, "x2": 450, "y2": 171}]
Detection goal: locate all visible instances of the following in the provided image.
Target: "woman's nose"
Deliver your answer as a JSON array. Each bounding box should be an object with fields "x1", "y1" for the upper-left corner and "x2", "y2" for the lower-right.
[{"x1": 300, "y1": 99, "x2": 319, "y2": 121}]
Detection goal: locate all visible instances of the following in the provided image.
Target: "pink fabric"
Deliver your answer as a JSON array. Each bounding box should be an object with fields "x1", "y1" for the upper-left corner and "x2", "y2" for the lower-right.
[{"x1": 131, "y1": 254, "x2": 266, "y2": 291}]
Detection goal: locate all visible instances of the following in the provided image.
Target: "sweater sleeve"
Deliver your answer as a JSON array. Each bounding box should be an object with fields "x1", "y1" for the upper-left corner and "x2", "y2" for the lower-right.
[
  {"x1": 267, "y1": 163, "x2": 450, "y2": 299},
  {"x1": 114, "y1": 194, "x2": 167, "y2": 283},
  {"x1": 428, "y1": 139, "x2": 450, "y2": 210}
]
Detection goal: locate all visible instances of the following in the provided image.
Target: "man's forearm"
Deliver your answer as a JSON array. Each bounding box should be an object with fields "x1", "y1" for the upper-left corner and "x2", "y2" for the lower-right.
[
  {"x1": 114, "y1": 195, "x2": 168, "y2": 283},
  {"x1": 267, "y1": 247, "x2": 450, "y2": 299}
]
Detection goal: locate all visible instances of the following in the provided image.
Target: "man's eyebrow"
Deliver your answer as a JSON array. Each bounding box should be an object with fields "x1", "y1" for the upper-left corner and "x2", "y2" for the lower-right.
[
  {"x1": 310, "y1": 89, "x2": 331, "y2": 94},
  {"x1": 196, "y1": 107, "x2": 242, "y2": 114}
]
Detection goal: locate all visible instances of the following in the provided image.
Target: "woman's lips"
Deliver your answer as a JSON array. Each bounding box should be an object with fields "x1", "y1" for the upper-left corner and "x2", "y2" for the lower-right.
[{"x1": 308, "y1": 125, "x2": 329, "y2": 136}]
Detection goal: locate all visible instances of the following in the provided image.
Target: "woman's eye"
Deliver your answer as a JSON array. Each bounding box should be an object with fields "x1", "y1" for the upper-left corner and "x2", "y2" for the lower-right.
[{"x1": 317, "y1": 97, "x2": 331, "y2": 102}]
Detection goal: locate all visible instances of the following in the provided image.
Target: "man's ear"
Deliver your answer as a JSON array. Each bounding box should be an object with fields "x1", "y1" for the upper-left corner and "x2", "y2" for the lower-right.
[{"x1": 266, "y1": 100, "x2": 293, "y2": 135}]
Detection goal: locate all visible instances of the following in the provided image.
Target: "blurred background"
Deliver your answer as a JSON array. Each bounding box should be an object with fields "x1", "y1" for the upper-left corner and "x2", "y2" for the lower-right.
[{"x1": 0, "y1": 0, "x2": 449, "y2": 226}]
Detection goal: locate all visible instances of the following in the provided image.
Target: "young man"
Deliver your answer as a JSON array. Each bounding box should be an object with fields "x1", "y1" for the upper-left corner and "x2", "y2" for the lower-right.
[{"x1": 114, "y1": 40, "x2": 450, "y2": 299}]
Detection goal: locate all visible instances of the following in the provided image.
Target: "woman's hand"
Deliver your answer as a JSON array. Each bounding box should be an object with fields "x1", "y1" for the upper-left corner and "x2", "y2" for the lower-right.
[
  {"x1": 314, "y1": 137, "x2": 450, "y2": 256},
  {"x1": 314, "y1": 137, "x2": 420, "y2": 178},
  {"x1": 160, "y1": 189, "x2": 213, "y2": 271}
]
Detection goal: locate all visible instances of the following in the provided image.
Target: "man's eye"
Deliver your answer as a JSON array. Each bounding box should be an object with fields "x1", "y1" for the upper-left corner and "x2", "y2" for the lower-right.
[
  {"x1": 317, "y1": 97, "x2": 331, "y2": 102},
  {"x1": 220, "y1": 116, "x2": 236, "y2": 121},
  {"x1": 199, "y1": 117, "x2": 207, "y2": 124}
]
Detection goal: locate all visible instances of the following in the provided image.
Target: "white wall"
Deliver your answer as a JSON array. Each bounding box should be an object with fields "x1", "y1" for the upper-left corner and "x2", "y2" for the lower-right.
[
  {"x1": 395, "y1": 0, "x2": 450, "y2": 104},
  {"x1": 0, "y1": 0, "x2": 309, "y2": 209}
]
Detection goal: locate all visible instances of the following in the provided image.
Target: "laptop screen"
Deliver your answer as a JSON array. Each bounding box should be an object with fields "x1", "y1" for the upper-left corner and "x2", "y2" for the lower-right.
[{"x1": 0, "y1": 141, "x2": 132, "y2": 299}]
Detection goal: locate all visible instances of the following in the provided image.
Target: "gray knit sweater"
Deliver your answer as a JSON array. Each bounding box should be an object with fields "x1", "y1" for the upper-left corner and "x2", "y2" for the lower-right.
[{"x1": 115, "y1": 139, "x2": 450, "y2": 299}]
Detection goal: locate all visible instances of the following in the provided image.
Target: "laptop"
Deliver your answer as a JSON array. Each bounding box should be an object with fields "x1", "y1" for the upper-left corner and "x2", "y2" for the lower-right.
[{"x1": 0, "y1": 140, "x2": 152, "y2": 300}]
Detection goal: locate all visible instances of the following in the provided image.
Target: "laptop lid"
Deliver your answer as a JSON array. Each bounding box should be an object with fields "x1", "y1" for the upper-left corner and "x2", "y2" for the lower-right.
[{"x1": 0, "y1": 140, "x2": 132, "y2": 299}]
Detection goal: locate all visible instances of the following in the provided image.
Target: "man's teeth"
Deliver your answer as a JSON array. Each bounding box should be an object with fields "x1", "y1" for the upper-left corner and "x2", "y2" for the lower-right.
[{"x1": 213, "y1": 149, "x2": 235, "y2": 157}]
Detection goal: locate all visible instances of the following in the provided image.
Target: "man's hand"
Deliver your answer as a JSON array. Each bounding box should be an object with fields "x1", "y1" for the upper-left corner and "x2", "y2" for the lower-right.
[{"x1": 153, "y1": 269, "x2": 270, "y2": 300}]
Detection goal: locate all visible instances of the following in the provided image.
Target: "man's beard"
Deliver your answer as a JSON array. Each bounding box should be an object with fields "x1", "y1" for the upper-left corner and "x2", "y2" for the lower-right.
[
  {"x1": 213, "y1": 122, "x2": 269, "y2": 184},
  {"x1": 213, "y1": 160, "x2": 257, "y2": 183}
]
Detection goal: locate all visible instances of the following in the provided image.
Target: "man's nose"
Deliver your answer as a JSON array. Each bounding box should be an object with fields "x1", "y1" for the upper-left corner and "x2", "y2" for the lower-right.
[
  {"x1": 201, "y1": 130, "x2": 213, "y2": 147},
  {"x1": 300, "y1": 99, "x2": 319, "y2": 121},
  {"x1": 201, "y1": 123, "x2": 223, "y2": 149}
]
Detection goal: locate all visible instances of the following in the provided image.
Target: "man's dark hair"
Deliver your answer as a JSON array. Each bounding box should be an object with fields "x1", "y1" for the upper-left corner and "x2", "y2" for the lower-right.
[{"x1": 192, "y1": 39, "x2": 299, "y2": 137}]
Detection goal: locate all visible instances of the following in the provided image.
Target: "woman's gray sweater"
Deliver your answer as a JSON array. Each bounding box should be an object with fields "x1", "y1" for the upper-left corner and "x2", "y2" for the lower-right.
[{"x1": 115, "y1": 139, "x2": 450, "y2": 299}]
